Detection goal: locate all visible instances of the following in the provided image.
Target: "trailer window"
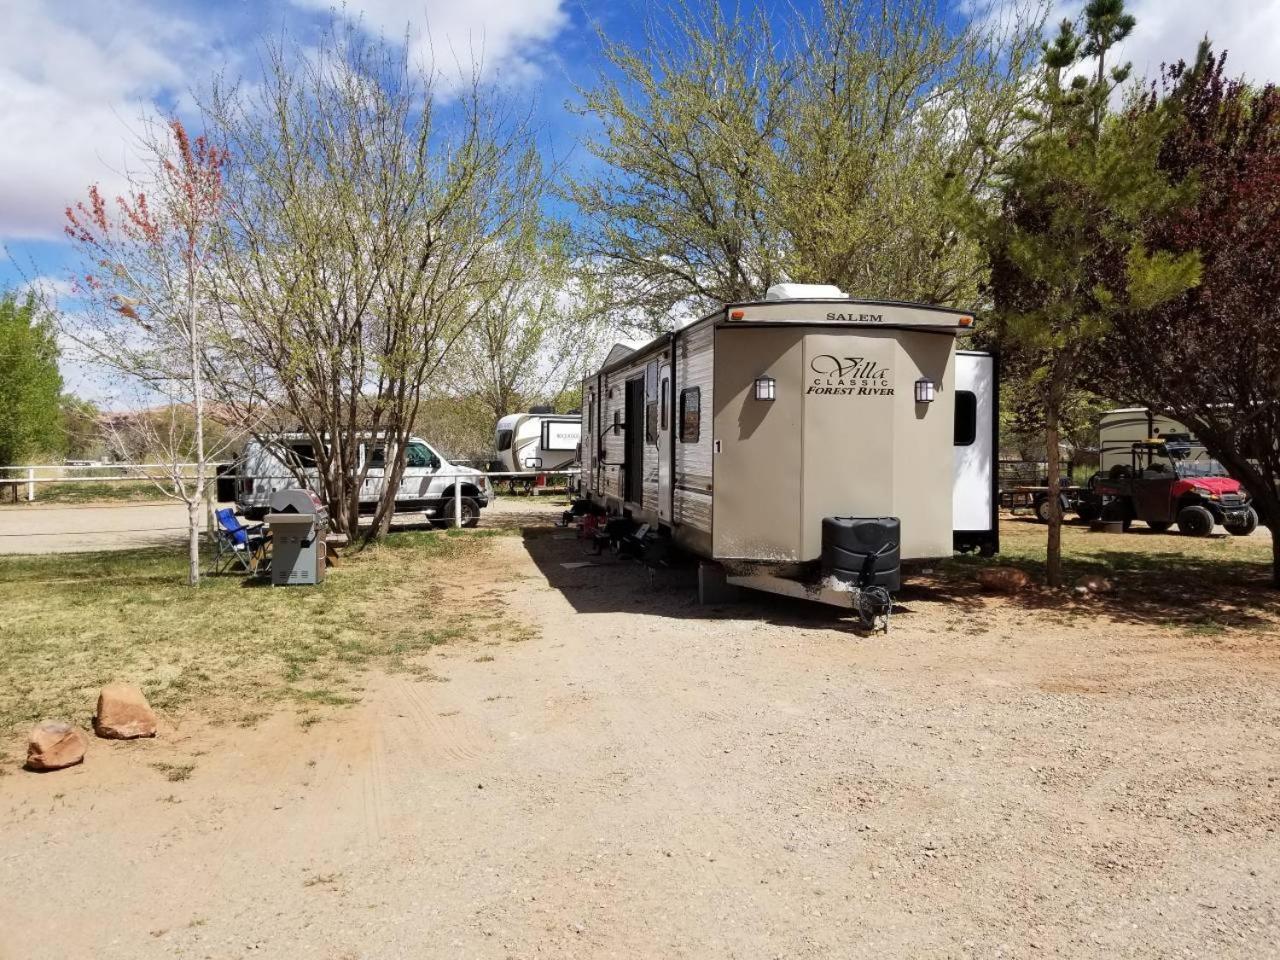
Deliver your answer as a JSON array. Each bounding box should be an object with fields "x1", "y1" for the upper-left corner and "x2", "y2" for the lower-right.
[
  {"x1": 288, "y1": 443, "x2": 317, "y2": 468},
  {"x1": 646, "y1": 402, "x2": 658, "y2": 445},
  {"x1": 660, "y1": 377, "x2": 669, "y2": 430},
  {"x1": 680, "y1": 387, "x2": 701, "y2": 443},
  {"x1": 955, "y1": 391, "x2": 978, "y2": 446},
  {"x1": 496, "y1": 429, "x2": 513, "y2": 452}
]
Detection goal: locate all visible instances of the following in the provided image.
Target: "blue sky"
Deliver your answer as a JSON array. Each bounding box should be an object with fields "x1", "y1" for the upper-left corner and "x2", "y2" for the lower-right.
[{"x1": 3, "y1": 0, "x2": 1279, "y2": 314}]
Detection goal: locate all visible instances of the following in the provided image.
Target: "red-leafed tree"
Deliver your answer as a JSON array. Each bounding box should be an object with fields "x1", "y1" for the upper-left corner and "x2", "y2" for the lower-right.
[
  {"x1": 1105, "y1": 46, "x2": 1280, "y2": 584},
  {"x1": 64, "y1": 119, "x2": 231, "y2": 586}
]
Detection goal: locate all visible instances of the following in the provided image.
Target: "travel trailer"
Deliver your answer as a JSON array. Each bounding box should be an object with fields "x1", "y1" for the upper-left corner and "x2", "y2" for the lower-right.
[
  {"x1": 234, "y1": 433, "x2": 489, "y2": 525},
  {"x1": 494, "y1": 409, "x2": 582, "y2": 473},
  {"x1": 578, "y1": 284, "x2": 995, "y2": 613},
  {"x1": 1098, "y1": 408, "x2": 1202, "y2": 474}
]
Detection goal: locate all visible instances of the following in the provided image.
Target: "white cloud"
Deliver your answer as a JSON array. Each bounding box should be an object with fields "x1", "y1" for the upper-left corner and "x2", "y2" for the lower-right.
[
  {"x1": 0, "y1": 0, "x2": 208, "y2": 241},
  {"x1": 1047, "y1": 0, "x2": 1280, "y2": 86},
  {"x1": 289, "y1": 0, "x2": 569, "y2": 90},
  {"x1": 0, "y1": 0, "x2": 568, "y2": 243}
]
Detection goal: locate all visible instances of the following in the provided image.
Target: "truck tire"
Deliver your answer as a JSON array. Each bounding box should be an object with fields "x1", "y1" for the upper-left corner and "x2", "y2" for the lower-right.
[
  {"x1": 1177, "y1": 504, "x2": 1215, "y2": 537},
  {"x1": 1224, "y1": 506, "x2": 1259, "y2": 537},
  {"x1": 1146, "y1": 521, "x2": 1172, "y2": 533},
  {"x1": 1075, "y1": 498, "x2": 1103, "y2": 523}
]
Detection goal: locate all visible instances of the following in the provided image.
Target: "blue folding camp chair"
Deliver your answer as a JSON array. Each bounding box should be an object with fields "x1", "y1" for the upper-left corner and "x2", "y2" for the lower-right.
[{"x1": 210, "y1": 508, "x2": 268, "y2": 575}]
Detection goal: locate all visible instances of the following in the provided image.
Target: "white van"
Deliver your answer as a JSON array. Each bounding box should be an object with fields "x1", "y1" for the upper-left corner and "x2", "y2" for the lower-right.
[{"x1": 234, "y1": 433, "x2": 489, "y2": 526}]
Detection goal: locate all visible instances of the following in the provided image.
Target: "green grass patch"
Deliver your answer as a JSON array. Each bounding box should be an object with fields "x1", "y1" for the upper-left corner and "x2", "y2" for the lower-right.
[{"x1": 0, "y1": 528, "x2": 528, "y2": 738}]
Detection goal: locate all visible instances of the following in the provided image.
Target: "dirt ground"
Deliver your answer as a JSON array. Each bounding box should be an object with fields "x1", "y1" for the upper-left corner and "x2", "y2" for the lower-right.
[{"x1": 2, "y1": 515, "x2": 1279, "y2": 959}]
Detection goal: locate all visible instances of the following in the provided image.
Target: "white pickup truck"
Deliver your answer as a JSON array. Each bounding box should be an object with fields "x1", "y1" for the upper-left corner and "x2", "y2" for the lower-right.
[{"x1": 233, "y1": 433, "x2": 489, "y2": 525}]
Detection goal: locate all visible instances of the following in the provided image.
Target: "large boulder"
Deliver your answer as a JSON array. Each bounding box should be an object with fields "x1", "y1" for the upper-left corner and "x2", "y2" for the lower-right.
[
  {"x1": 93, "y1": 683, "x2": 157, "y2": 740},
  {"x1": 26, "y1": 721, "x2": 87, "y2": 771},
  {"x1": 976, "y1": 567, "x2": 1032, "y2": 594}
]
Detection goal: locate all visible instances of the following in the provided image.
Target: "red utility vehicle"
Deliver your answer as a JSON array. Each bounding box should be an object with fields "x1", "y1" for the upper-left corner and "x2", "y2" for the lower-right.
[{"x1": 1085, "y1": 439, "x2": 1258, "y2": 537}]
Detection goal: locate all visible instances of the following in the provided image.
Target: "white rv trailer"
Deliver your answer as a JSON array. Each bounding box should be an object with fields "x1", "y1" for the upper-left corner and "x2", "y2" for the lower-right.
[
  {"x1": 578, "y1": 285, "x2": 995, "y2": 607},
  {"x1": 1098, "y1": 407, "x2": 1205, "y2": 473},
  {"x1": 494, "y1": 410, "x2": 582, "y2": 473}
]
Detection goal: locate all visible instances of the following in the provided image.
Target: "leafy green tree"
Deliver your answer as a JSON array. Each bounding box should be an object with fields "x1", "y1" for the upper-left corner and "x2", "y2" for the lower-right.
[
  {"x1": 954, "y1": 0, "x2": 1200, "y2": 586},
  {"x1": 568, "y1": 0, "x2": 1043, "y2": 331},
  {"x1": 0, "y1": 293, "x2": 64, "y2": 465}
]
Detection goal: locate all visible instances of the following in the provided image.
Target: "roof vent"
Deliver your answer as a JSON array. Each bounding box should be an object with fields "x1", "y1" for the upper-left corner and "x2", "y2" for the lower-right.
[{"x1": 764, "y1": 283, "x2": 847, "y2": 301}]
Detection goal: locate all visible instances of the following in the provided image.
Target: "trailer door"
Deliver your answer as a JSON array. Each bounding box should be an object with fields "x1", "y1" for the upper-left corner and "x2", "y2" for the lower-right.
[
  {"x1": 953, "y1": 352, "x2": 997, "y2": 548},
  {"x1": 657, "y1": 362, "x2": 673, "y2": 522}
]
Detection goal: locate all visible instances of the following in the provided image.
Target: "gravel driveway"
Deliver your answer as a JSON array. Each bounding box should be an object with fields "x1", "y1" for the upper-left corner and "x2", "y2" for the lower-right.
[{"x1": 2, "y1": 527, "x2": 1277, "y2": 958}]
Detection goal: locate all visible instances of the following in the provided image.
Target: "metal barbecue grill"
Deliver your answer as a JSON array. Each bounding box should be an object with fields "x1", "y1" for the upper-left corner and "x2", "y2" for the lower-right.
[{"x1": 266, "y1": 489, "x2": 328, "y2": 586}]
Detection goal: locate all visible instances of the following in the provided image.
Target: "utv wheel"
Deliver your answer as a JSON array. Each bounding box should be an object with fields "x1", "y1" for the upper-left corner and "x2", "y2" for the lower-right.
[
  {"x1": 1177, "y1": 504, "x2": 1215, "y2": 537},
  {"x1": 1075, "y1": 498, "x2": 1103, "y2": 523},
  {"x1": 1224, "y1": 506, "x2": 1259, "y2": 537},
  {"x1": 1101, "y1": 501, "x2": 1133, "y2": 531},
  {"x1": 1147, "y1": 521, "x2": 1172, "y2": 533}
]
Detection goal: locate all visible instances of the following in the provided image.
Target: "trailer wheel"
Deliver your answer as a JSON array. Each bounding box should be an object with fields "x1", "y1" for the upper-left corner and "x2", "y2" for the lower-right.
[
  {"x1": 1224, "y1": 507, "x2": 1259, "y2": 537},
  {"x1": 1176, "y1": 504, "x2": 1215, "y2": 537},
  {"x1": 1034, "y1": 495, "x2": 1053, "y2": 524}
]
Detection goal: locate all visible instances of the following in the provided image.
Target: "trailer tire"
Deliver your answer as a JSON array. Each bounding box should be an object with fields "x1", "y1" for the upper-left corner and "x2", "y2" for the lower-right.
[
  {"x1": 1224, "y1": 507, "x2": 1259, "y2": 537},
  {"x1": 1034, "y1": 495, "x2": 1053, "y2": 524},
  {"x1": 1177, "y1": 504, "x2": 1215, "y2": 537}
]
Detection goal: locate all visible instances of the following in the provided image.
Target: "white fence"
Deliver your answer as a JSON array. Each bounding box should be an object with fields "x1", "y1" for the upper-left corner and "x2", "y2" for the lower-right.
[{"x1": 0, "y1": 462, "x2": 580, "y2": 530}]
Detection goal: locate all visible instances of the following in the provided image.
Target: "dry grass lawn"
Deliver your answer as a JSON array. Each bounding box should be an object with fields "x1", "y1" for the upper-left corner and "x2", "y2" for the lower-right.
[{"x1": 0, "y1": 528, "x2": 533, "y2": 762}]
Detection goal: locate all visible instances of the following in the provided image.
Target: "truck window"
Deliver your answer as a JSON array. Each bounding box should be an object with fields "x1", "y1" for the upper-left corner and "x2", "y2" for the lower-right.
[
  {"x1": 368, "y1": 446, "x2": 386, "y2": 468},
  {"x1": 680, "y1": 387, "x2": 700, "y2": 444},
  {"x1": 954, "y1": 391, "x2": 977, "y2": 446},
  {"x1": 406, "y1": 443, "x2": 433, "y2": 468}
]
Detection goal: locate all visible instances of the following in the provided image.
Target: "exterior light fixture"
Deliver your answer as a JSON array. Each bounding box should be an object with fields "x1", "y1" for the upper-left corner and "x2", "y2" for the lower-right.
[
  {"x1": 755, "y1": 375, "x2": 776, "y2": 401},
  {"x1": 914, "y1": 377, "x2": 936, "y2": 404}
]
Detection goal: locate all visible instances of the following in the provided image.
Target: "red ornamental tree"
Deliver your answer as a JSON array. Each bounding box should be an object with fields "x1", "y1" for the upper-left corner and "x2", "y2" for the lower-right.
[
  {"x1": 1105, "y1": 47, "x2": 1280, "y2": 584},
  {"x1": 64, "y1": 119, "x2": 230, "y2": 586}
]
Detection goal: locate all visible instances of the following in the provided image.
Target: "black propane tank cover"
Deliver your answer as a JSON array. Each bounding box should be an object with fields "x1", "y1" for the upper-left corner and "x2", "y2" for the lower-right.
[{"x1": 821, "y1": 516, "x2": 901, "y2": 592}]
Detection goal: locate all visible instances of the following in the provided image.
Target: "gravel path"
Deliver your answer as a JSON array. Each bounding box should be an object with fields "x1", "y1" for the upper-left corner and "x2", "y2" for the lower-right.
[{"x1": 1, "y1": 528, "x2": 1278, "y2": 958}]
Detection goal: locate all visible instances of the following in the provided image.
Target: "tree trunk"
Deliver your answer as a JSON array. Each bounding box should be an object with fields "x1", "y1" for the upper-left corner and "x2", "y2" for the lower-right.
[
  {"x1": 1269, "y1": 521, "x2": 1280, "y2": 589},
  {"x1": 187, "y1": 496, "x2": 202, "y2": 587},
  {"x1": 188, "y1": 291, "x2": 206, "y2": 588},
  {"x1": 1044, "y1": 394, "x2": 1063, "y2": 588}
]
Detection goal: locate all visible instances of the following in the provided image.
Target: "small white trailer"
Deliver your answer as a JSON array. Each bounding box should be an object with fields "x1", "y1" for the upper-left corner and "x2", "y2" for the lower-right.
[
  {"x1": 494, "y1": 410, "x2": 582, "y2": 473},
  {"x1": 577, "y1": 285, "x2": 996, "y2": 619}
]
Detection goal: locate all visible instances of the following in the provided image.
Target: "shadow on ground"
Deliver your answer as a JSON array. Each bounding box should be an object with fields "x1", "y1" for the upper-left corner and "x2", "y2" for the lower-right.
[
  {"x1": 520, "y1": 516, "x2": 1280, "y2": 637},
  {"x1": 521, "y1": 526, "x2": 927, "y2": 635}
]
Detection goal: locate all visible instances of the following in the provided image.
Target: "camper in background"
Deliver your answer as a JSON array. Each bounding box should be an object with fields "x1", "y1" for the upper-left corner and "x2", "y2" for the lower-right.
[{"x1": 494, "y1": 408, "x2": 582, "y2": 474}]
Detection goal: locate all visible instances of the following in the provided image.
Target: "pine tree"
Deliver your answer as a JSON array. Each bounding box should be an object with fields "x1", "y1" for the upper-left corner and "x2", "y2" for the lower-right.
[{"x1": 954, "y1": 0, "x2": 1199, "y2": 586}]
